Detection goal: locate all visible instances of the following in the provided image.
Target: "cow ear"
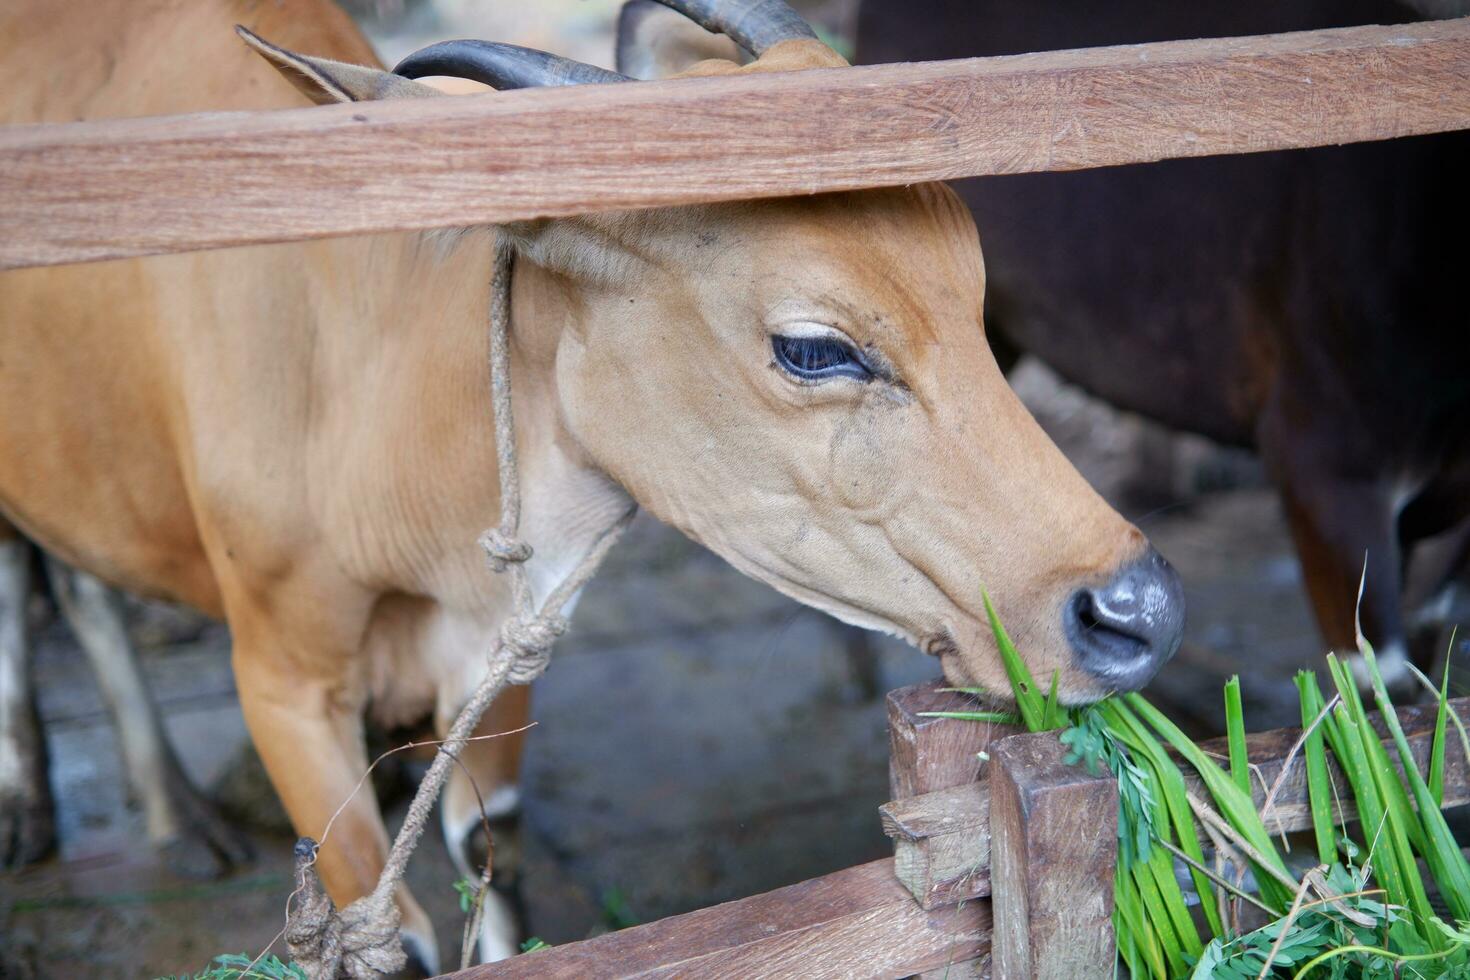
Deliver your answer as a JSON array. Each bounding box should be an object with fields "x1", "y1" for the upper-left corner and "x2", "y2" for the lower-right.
[
  {"x1": 236, "y1": 25, "x2": 442, "y2": 104},
  {"x1": 615, "y1": 0, "x2": 745, "y2": 80}
]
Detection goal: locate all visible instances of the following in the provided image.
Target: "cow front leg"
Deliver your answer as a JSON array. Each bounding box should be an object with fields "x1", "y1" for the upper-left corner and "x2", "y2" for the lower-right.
[
  {"x1": 44, "y1": 557, "x2": 251, "y2": 877},
  {"x1": 234, "y1": 653, "x2": 441, "y2": 975},
  {"x1": 439, "y1": 683, "x2": 532, "y2": 964},
  {"x1": 0, "y1": 536, "x2": 54, "y2": 867}
]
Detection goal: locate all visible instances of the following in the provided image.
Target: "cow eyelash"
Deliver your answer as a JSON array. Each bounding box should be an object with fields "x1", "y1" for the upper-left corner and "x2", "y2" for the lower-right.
[{"x1": 771, "y1": 334, "x2": 875, "y2": 383}]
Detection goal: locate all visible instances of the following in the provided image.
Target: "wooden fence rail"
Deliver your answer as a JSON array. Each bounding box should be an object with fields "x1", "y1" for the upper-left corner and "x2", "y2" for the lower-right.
[{"x1": 2, "y1": 17, "x2": 1468, "y2": 270}]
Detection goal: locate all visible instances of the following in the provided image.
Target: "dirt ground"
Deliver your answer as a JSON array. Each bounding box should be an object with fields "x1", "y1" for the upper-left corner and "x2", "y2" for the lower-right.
[{"x1": 0, "y1": 4, "x2": 1452, "y2": 978}]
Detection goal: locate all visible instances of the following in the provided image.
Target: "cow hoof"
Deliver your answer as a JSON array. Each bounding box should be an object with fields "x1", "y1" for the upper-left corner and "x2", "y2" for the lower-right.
[
  {"x1": 0, "y1": 786, "x2": 55, "y2": 868},
  {"x1": 156, "y1": 771, "x2": 254, "y2": 879}
]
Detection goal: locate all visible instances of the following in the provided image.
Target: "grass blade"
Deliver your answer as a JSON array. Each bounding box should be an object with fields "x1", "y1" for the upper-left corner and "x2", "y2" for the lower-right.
[
  {"x1": 1294, "y1": 672, "x2": 1338, "y2": 866},
  {"x1": 916, "y1": 711, "x2": 1023, "y2": 725},
  {"x1": 1429, "y1": 649, "x2": 1452, "y2": 807},
  {"x1": 1042, "y1": 670, "x2": 1065, "y2": 730},
  {"x1": 983, "y1": 589, "x2": 1048, "y2": 732},
  {"x1": 1225, "y1": 675, "x2": 1250, "y2": 798}
]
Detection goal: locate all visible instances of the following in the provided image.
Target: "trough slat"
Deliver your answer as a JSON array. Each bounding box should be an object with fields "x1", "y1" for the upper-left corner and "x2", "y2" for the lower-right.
[
  {"x1": 440, "y1": 857, "x2": 989, "y2": 979},
  {"x1": 2, "y1": 18, "x2": 1468, "y2": 269}
]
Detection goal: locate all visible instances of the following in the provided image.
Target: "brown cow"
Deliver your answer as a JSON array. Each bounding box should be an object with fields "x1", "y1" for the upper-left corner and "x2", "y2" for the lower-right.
[
  {"x1": 0, "y1": 0, "x2": 1184, "y2": 966},
  {"x1": 858, "y1": 0, "x2": 1470, "y2": 689}
]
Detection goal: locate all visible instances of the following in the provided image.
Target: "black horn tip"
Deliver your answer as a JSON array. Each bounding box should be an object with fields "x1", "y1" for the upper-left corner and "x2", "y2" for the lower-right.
[
  {"x1": 644, "y1": 0, "x2": 818, "y2": 56},
  {"x1": 393, "y1": 39, "x2": 630, "y2": 90}
]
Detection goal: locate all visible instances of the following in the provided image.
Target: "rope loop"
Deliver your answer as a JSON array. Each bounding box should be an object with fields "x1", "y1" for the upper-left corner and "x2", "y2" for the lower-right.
[{"x1": 478, "y1": 528, "x2": 533, "y2": 572}]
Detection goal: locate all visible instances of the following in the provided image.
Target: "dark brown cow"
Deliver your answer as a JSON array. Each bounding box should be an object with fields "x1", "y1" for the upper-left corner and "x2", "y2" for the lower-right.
[{"x1": 859, "y1": 0, "x2": 1470, "y2": 686}]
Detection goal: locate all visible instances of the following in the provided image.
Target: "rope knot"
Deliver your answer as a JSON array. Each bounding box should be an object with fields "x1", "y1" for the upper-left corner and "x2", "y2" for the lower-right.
[
  {"x1": 478, "y1": 528, "x2": 532, "y2": 573},
  {"x1": 336, "y1": 893, "x2": 406, "y2": 979},
  {"x1": 500, "y1": 614, "x2": 569, "y2": 683},
  {"x1": 284, "y1": 838, "x2": 407, "y2": 979}
]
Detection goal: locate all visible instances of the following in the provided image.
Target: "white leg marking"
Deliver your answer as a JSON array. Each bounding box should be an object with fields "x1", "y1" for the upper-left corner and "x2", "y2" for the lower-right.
[
  {"x1": 1343, "y1": 640, "x2": 1411, "y2": 692},
  {"x1": 0, "y1": 541, "x2": 31, "y2": 794},
  {"x1": 45, "y1": 559, "x2": 185, "y2": 842},
  {"x1": 477, "y1": 890, "x2": 521, "y2": 964},
  {"x1": 440, "y1": 778, "x2": 523, "y2": 963},
  {"x1": 441, "y1": 782, "x2": 521, "y2": 880},
  {"x1": 0, "y1": 539, "x2": 53, "y2": 865},
  {"x1": 0, "y1": 542, "x2": 34, "y2": 796}
]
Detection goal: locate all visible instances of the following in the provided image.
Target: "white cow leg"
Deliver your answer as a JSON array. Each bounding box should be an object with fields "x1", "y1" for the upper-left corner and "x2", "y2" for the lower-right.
[
  {"x1": 44, "y1": 557, "x2": 251, "y2": 877},
  {"x1": 443, "y1": 774, "x2": 524, "y2": 963},
  {"x1": 438, "y1": 684, "x2": 533, "y2": 964},
  {"x1": 0, "y1": 538, "x2": 54, "y2": 866}
]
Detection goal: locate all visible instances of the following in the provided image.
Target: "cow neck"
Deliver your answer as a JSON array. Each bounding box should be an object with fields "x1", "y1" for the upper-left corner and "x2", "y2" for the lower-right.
[{"x1": 284, "y1": 239, "x2": 637, "y2": 978}]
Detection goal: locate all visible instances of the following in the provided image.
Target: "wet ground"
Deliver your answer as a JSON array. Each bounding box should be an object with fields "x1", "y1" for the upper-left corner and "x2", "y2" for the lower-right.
[{"x1": 0, "y1": 4, "x2": 1423, "y2": 977}]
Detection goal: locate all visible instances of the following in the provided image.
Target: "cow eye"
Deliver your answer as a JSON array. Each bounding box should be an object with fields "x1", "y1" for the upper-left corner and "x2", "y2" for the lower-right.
[{"x1": 772, "y1": 334, "x2": 873, "y2": 382}]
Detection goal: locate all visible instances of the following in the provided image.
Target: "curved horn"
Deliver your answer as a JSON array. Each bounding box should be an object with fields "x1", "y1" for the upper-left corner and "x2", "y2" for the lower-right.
[
  {"x1": 642, "y1": 0, "x2": 818, "y2": 56},
  {"x1": 393, "y1": 40, "x2": 629, "y2": 90}
]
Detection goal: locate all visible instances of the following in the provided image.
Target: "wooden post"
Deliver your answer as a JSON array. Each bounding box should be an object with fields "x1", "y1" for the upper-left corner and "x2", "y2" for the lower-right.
[
  {"x1": 990, "y1": 731, "x2": 1117, "y2": 979},
  {"x1": 884, "y1": 680, "x2": 1017, "y2": 912},
  {"x1": 887, "y1": 680, "x2": 1022, "y2": 800}
]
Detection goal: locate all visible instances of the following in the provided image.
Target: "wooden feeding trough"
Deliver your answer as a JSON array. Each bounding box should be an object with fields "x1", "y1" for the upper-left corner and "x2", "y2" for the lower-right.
[{"x1": 438, "y1": 681, "x2": 1470, "y2": 978}]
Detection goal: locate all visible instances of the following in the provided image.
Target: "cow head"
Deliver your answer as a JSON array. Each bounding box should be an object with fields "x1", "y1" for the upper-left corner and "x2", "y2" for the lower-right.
[{"x1": 240, "y1": 0, "x2": 1184, "y2": 704}]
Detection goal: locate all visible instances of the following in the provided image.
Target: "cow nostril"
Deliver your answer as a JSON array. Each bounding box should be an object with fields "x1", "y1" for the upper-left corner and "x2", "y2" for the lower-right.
[
  {"x1": 1064, "y1": 547, "x2": 1185, "y2": 691},
  {"x1": 1070, "y1": 590, "x2": 1150, "y2": 661}
]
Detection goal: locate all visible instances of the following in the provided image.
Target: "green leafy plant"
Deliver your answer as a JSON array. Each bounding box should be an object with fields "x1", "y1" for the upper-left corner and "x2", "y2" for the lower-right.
[
  {"x1": 160, "y1": 953, "x2": 306, "y2": 980},
  {"x1": 969, "y1": 592, "x2": 1470, "y2": 979},
  {"x1": 600, "y1": 886, "x2": 640, "y2": 931},
  {"x1": 453, "y1": 875, "x2": 478, "y2": 914}
]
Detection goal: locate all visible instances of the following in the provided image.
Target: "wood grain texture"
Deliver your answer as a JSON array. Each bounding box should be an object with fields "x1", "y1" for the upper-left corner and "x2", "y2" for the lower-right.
[
  {"x1": 881, "y1": 782, "x2": 992, "y2": 909},
  {"x1": 4, "y1": 18, "x2": 1469, "y2": 269},
  {"x1": 439, "y1": 858, "x2": 990, "y2": 980},
  {"x1": 888, "y1": 680, "x2": 1021, "y2": 800},
  {"x1": 990, "y1": 732, "x2": 1118, "y2": 979},
  {"x1": 879, "y1": 696, "x2": 1470, "y2": 912}
]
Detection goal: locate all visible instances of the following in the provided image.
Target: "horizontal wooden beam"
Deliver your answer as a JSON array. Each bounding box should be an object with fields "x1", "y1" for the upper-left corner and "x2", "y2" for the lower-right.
[
  {"x1": 882, "y1": 696, "x2": 1470, "y2": 909},
  {"x1": 882, "y1": 782, "x2": 992, "y2": 909},
  {"x1": 440, "y1": 858, "x2": 989, "y2": 979},
  {"x1": 3, "y1": 18, "x2": 1468, "y2": 269}
]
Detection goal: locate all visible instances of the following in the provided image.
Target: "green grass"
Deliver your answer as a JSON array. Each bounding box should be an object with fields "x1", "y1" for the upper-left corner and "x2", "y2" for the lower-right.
[
  {"x1": 159, "y1": 954, "x2": 305, "y2": 980},
  {"x1": 973, "y1": 598, "x2": 1470, "y2": 979}
]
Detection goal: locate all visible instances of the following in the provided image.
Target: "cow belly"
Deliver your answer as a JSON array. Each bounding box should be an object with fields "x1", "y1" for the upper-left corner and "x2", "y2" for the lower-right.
[{"x1": 0, "y1": 263, "x2": 220, "y2": 613}]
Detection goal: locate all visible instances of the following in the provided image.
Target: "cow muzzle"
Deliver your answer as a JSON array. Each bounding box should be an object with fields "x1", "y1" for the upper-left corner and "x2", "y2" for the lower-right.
[{"x1": 1064, "y1": 547, "x2": 1184, "y2": 692}]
